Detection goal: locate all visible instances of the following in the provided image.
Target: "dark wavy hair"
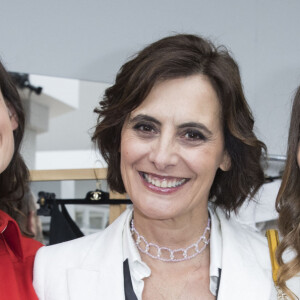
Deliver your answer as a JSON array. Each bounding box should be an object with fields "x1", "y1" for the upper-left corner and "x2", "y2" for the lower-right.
[
  {"x1": 276, "y1": 86, "x2": 300, "y2": 299},
  {"x1": 92, "y1": 34, "x2": 266, "y2": 213},
  {"x1": 0, "y1": 60, "x2": 29, "y2": 222}
]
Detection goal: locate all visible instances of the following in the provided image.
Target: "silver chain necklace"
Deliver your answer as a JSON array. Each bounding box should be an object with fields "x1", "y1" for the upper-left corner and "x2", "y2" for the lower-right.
[{"x1": 130, "y1": 218, "x2": 210, "y2": 262}]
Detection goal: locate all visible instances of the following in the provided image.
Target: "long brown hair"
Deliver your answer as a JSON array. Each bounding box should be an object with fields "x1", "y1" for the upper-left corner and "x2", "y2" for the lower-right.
[
  {"x1": 0, "y1": 60, "x2": 29, "y2": 224},
  {"x1": 276, "y1": 86, "x2": 300, "y2": 299},
  {"x1": 93, "y1": 34, "x2": 266, "y2": 214}
]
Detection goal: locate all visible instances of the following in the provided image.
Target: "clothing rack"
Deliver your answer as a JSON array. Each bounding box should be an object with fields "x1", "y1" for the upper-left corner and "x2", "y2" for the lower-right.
[
  {"x1": 30, "y1": 168, "x2": 129, "y2": 224},
  {"x1": 265, "y1": 154, "x2": 286, "y2": 162},
  {"x1": 38, "y1": 190, "x2": 132, "y2": 208},
  {"x1": 30, "y1": 168, "x2": 108, "y2": 181},
  {"x1": 263, "y1": 154, "x2": 286, "y2": 183}
]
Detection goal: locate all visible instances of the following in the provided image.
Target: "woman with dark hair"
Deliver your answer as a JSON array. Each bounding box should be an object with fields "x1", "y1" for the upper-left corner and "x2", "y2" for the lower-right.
[
  {"x1": 34, "y1": 34, "x2": 275, "y2": 299},
  {"x1": 0, "y1": 60, "x2": 42, "y2": 299},
  {"x1": 275, "y1": 87, "x2": 300, "y2": 299}
]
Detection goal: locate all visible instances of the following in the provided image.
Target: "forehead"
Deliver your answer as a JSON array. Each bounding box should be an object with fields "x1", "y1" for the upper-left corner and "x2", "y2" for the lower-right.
[{"x1": 131, "y1": 75, "x2": 222, "y2": 126}]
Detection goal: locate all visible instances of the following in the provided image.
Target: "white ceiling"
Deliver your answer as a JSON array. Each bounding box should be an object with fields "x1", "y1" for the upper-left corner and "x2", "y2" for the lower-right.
[{"x1": 1, "y1": 0, "x2": 299, "y2": 83}]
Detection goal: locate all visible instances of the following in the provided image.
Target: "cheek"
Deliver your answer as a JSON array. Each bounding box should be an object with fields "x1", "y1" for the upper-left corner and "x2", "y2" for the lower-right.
[
  {"x1": 185, "y1": 147, "x2": 224, "y2": 174},
  {"x1": 120, "y1": 128, "x2": 149, "y2": 166},
  {"x1": 120, "y1": 136, "x2": 139, "y2": 167},
  {"x1": 120, "y1": 136, "x2": 148, "y2": 196},
  {"x1": 120, "y1": 133, "x2": 145, "y2": 183},
  {"x1": 0, "y1": 130, "x2": 15, "y2": 173}
]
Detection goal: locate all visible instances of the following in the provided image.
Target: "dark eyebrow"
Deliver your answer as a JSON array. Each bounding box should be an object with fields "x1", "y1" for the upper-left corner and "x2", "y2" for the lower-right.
[
  {"x1": 129, "y1": 114, "x2": 161, "y2": 126},
  {"x1": 178, "y1": 122, "x2": 213, "y2": 136},
  {"x1": 129, "y1": 115, "x2": 213, "y2": 136}
]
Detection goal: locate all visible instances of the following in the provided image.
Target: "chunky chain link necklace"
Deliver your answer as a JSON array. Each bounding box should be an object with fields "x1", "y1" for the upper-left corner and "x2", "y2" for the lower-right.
[{"x1": 130, "y1": 218, "x2": 210, "y2": 262}]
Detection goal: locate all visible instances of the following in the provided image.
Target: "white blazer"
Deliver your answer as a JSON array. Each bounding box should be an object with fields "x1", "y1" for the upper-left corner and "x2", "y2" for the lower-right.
[{"x1": 33, "y1": 207, "x2": 299, "y2": 300}]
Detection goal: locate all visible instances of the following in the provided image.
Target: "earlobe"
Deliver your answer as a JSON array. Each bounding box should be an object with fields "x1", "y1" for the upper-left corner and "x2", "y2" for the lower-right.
[{"x1": 220, "y1": 151, "x2": 231, "y2": 171}]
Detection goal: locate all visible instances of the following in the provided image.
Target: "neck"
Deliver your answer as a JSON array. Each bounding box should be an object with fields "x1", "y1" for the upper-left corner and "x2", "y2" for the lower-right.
[{"x1": 132, "y1": 205, "x2": 210, "y2": 249}]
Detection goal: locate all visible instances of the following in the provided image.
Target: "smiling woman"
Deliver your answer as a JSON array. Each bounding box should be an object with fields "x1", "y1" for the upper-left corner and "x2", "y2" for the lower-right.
[
  {"x1": 0, "y1": 64, "x2": 26, "y2": 198},
  {"x1": 0, "y1": 60, "x2": 42, "y2": 300},
  {"x1": 33, "y1": 34, "x2": 279, "y2": 300}
]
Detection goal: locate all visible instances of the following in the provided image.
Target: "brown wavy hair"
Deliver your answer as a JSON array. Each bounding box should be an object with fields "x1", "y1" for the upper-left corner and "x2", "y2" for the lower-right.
[
  {"x1": 92, "y1": 34, "x2": 266, "y2": 214},
  {"x1": 0, "y1": 60, "x2": 29, "y2": 225},
  {"x1": 276, "y1": 86, "x2": 300, "y2": 299}
]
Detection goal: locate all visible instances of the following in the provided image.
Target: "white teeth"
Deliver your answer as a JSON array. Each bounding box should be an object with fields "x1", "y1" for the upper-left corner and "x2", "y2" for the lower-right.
[
  {"x1": 143, "y1": 173, "x2": 186, "y2": 188},
  {"x1": 161, "y1": 181, "x2": 167, "y2": 188}
]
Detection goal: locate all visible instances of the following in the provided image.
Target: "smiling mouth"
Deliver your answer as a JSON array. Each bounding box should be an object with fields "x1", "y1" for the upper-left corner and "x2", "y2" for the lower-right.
[{"x1": 139, "y1": 172, "x2": 189, "y2": 188}]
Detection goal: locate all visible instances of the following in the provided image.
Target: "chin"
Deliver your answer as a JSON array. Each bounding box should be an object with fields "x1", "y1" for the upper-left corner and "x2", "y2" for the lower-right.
[{"x1": 133, "y1": 200, "x2": 182, "y2": 221}]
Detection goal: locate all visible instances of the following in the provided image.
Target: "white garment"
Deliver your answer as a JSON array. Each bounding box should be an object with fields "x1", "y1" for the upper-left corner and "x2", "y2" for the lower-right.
[
  {"x1": 234, "y1": 180, "x2": 281, "y2": 229},
  {"x1": 122, "y1": 205, "x2": 222, "y2": 299},
  {"x1": 33, "y1": 207, "x2": 297, "y2": 300}
]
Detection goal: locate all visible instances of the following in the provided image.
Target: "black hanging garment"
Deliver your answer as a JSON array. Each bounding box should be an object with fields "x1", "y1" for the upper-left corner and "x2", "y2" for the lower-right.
[{"x1": 49, "y1": 202, "x2": 84, "y2": 245}]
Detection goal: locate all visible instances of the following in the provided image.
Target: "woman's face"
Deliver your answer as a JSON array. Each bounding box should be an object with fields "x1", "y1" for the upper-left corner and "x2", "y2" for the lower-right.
[
  {"x1": 0, "y1": 90, "x2": 18, "y2": 174},
  {"x1": 120, "y1": 75, "x2": 230, "y2": 220}
]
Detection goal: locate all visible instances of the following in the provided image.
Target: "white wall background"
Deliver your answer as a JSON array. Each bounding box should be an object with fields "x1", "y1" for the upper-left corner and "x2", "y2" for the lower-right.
[
  {"x1": 35, "y1": 80, "x2": 109, "y2": 152},
  {"x1": 1, "y1": 0, "x2": 300, "y2": 156}
]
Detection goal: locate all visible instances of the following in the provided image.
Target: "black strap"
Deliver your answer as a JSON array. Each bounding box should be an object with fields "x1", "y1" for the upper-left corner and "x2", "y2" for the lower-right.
[
  {"x1": 123, "y1": 259, "x2": 138, "y2": 300},
  {"x1": 49, "y1": 201, "x2": 83, "y2": 245},
  {"x1": 216, "y1": 268, "x2": 222, "y2": 299}
]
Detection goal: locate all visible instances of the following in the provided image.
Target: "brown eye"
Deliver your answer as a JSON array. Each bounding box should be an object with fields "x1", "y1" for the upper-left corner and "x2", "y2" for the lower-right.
[
  {"x1": 184, "y1": 130, "x2": 206, "y2": 141},
  {"x1": 140, "y1": 125, "x2": 153, "y2": 132},
  {"x1": 133, "y1": 123, "x2": 157, "y2": 134}
]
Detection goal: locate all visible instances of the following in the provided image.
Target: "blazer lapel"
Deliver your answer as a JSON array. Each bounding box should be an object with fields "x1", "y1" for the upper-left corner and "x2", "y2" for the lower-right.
[
  {"x1": 67, "y1": 269, "x2": 102, "y2": 300},
  {"x1": 218, "y1": 252, "x2": 273, "y2": 300},
  {"x1": 216, "y1": 208, "x2": 273, "y2": 300},
  {"x1": 67, "y1": 209, "x2": 131, "y2": 300}
]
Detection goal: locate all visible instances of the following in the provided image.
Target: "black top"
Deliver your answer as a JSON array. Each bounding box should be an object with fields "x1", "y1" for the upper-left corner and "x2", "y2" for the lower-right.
[{"x1": 124, "y1": 259, "x2": 138, "y2": 300}]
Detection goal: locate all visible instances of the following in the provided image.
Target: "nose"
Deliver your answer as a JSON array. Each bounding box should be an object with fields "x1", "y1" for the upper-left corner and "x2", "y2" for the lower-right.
[{"x1": 148, "y1": 134, "x2": 178, "y2": 170}]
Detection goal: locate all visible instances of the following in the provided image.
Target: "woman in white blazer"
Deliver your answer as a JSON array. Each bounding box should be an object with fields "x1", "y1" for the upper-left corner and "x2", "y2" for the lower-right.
[{"x1": 34, "y1": 34, "x2": 283, "y2": 299}]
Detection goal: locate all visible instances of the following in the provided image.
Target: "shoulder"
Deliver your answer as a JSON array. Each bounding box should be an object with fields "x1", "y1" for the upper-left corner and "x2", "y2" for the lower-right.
[
  {"x1": 214, "y1": 207, "x2": 270, "y2": 267},
  {"x1": 33, "y1": 232, "x2": 104, "y2": 300},
  {"x1": 212, "y1": 207, "x2": 275, "y2": 299},
  {"x1": 33, "y1": 209, "x2": 132, "y2": 299},
  {"x1": 35, "y1": 229, "x2": 105, "y2": 269},
  {"x1": 34, "y1": 208, "x2": 131, "y2": 277},
  {"x1": 215, "y1": 206, "x2": 267, "y2": 241},
  {"x1": 21, "y1": 235, "x2": 43, "y2": 258},
  {"x1": 0, "y1": 209, "x2": 42, "y2": 257}
]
